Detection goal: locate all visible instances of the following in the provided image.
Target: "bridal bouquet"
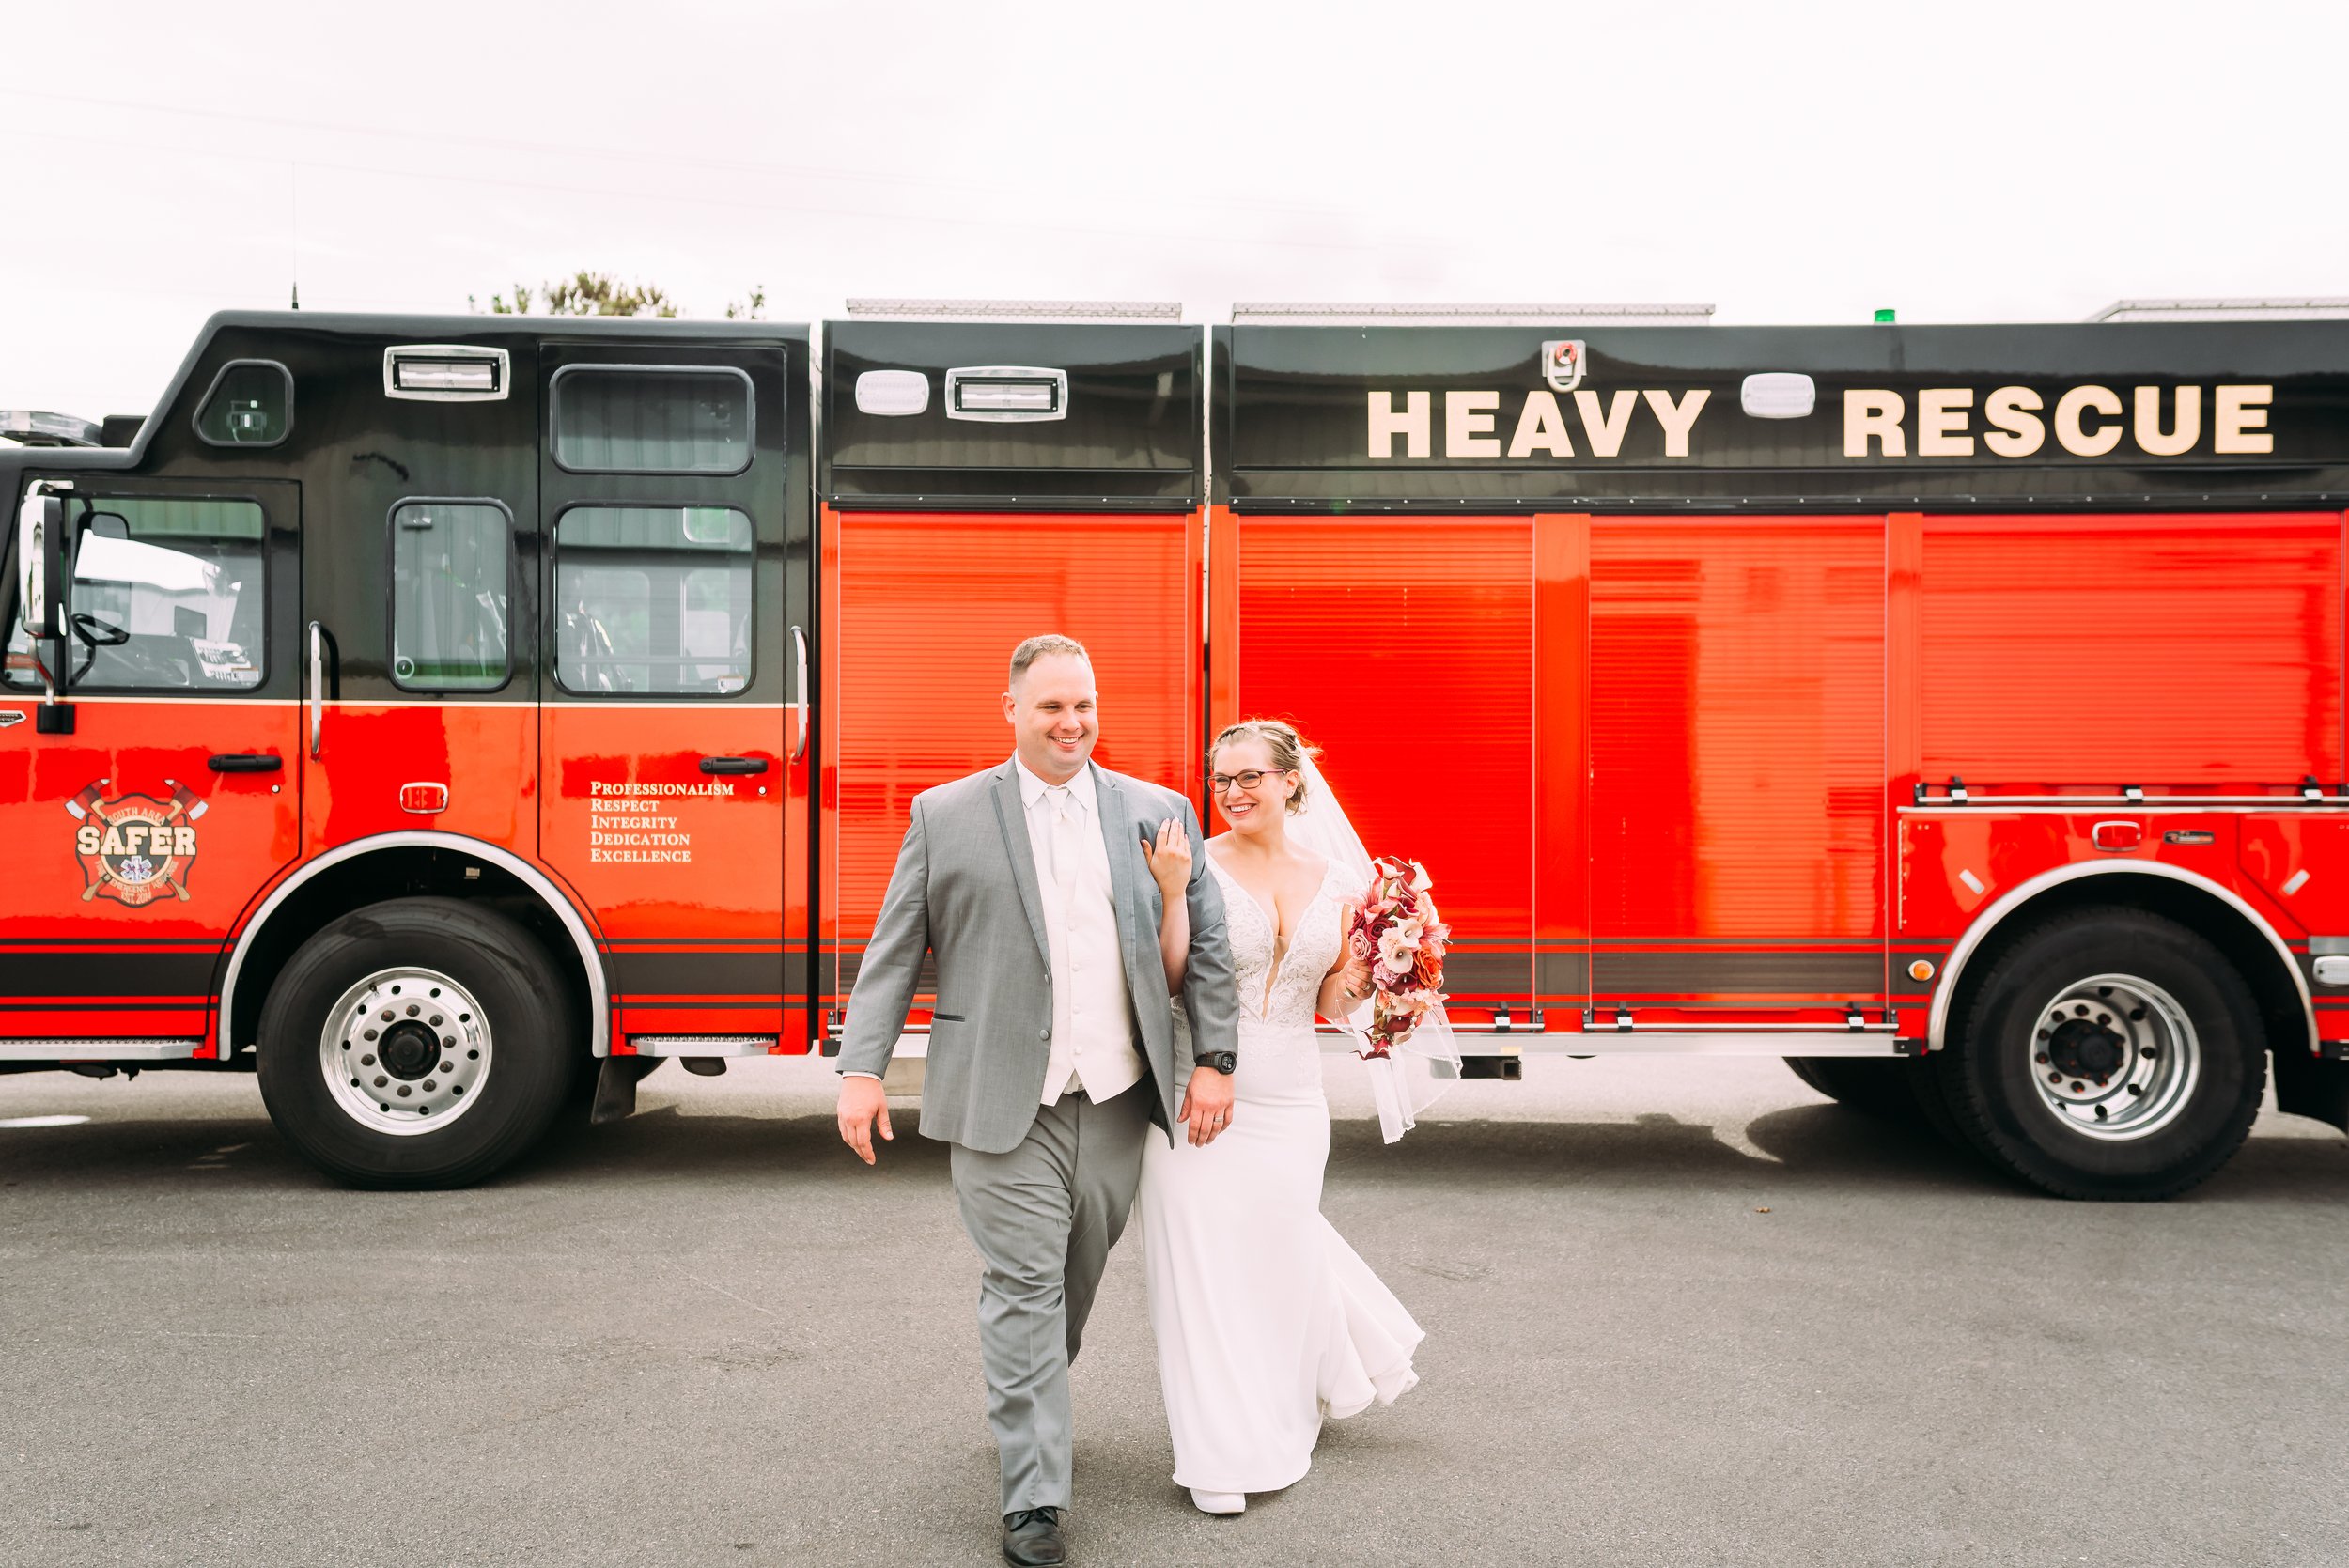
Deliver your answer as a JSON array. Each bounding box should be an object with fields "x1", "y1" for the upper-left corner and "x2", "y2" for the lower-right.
[
  {"x1": 1346, "y1": 856, "x2": 1450, "y2": 1057},
  {"x1": 1345, "y1": 856, "x2": 1451, "y2": 1143}
]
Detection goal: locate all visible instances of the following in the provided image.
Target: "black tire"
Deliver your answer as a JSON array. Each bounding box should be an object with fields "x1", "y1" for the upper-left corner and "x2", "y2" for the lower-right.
[
  {"x1": 1934, "y1": 908, "x2": 2265, "y2": 1201},
  {"x1": 1905, "y1": 1047, "x2": 1975, "y2": 1152},
  {"x1": 1782, "y1": 1056, "x2": 1832, "y2": 1097},
  {"x1": 1782, "y1": 1056, "x2": 1926, "y2": 1122},
  {"x1": 256, "y1": 897, "x2": 583, "y2": 1188}
]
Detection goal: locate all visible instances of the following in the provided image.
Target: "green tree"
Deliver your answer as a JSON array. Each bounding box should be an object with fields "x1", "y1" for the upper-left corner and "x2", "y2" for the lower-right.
[
  {"x1": 466, "y1": 272, "x2": 768, "y2": 319},
  {"x1": 469, "y1": 272, "x2": 677, "y2": 317}
]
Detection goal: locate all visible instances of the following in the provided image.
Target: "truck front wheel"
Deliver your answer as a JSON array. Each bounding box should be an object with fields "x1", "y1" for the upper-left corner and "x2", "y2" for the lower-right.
[
  {"x1": 1937, "y1": 908, "x2": 2264, "y2": 1200},
  {"x1": 256, "y1": 897, "x2": 582, "y2": 1188}
]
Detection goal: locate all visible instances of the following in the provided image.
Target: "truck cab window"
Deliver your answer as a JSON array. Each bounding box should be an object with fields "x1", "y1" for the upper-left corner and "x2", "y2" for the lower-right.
[
  {"x1": 555, "y1": 505, "x2": 752, "y2": 696},
  {"x1": 4, "y1": 498, "x2": 265, "y2": 691},
  {"x1": 551, "y1": 365, "x2": 753, "y2": 474},
  {"x1": 390, "y1": 501, "x2": 511, "y2": 691},
  {"x1": 193, "y1": 360, "x2": 293, "y2": 447}
]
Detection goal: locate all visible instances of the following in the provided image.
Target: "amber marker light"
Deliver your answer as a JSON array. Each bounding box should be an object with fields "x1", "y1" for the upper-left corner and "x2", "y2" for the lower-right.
[{"x1": 1908, "y1": 959, "x2": 1937, "y2": 982}]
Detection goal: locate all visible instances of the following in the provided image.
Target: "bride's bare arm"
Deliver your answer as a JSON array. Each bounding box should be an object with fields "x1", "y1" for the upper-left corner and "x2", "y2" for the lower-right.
[
  {"x1": 1143, "y1": 817, "x2": 1192, "y2": 994},
  {"x1": 1316, "y1": 904, "x2": 1370, "y2": 1021}
]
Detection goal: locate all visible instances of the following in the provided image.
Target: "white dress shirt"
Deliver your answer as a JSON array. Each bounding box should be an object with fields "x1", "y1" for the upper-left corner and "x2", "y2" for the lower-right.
[
  {"x1": 1014, "y1": 756, "x2": 1145, "y2": 1105},
  {"x1": 845, "y1": 758, "x2": 1145, "y2": 1102}
]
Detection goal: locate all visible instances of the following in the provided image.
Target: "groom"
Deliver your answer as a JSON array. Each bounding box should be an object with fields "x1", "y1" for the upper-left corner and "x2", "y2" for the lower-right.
[{"x1": 835, "y1": 633, "x2": 1241, "y2": 1566}]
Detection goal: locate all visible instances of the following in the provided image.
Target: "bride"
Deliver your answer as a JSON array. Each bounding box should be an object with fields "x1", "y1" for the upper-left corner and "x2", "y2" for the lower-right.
[{"x1": 1135, "y1": 718, "x2": 1445, "y2": 1516}]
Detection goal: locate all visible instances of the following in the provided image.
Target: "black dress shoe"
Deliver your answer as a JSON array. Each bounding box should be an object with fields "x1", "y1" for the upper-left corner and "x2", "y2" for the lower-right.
[{"x1": 1002, "y1": 1506, "x2": 1066, "y2": 1566}]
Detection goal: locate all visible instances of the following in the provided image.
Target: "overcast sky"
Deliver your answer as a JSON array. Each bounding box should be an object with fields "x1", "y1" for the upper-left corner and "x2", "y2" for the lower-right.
[{"x1": 6, "y1": 0, "x2": 2345, "y2": 417}]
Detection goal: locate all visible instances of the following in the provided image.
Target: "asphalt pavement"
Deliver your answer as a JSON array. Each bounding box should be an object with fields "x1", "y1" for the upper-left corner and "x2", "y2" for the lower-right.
[{"x1": 4, "y1": 1054, "x2": 2345, "y2": 1568}]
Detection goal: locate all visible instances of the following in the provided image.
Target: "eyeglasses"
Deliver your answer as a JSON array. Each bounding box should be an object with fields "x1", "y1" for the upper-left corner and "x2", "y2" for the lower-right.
[{"x1": 1209, "y1": 768, "x2": 1294, "y2": 794}]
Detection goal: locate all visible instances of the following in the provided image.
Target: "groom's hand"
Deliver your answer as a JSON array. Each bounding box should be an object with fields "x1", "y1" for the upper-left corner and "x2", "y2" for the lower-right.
[
  {"x1": 1178, "y1": 1066, "x2": 1236, "y2": 1147},
  {"x1": 836, "y1": 1076, "x2": 894, "y2": 1165}
]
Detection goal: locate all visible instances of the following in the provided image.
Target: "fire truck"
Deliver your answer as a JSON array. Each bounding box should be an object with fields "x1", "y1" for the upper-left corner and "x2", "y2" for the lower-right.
[{"x1": 7, "y1": 299, "x2": 2348, "y2": 1199}]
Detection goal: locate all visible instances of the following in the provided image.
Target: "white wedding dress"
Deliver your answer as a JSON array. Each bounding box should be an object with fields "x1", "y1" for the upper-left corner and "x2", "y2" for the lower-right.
[{"x1": 1137, "y1": 849, "x2": 1423, "y2": 1498}]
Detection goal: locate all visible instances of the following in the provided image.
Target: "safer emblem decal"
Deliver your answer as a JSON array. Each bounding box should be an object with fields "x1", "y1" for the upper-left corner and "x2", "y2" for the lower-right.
[
  {"x1": 66, "y1": 780, "x2": 207, "y2": 906},
  {"x1": 0, "y1": 708, "x2": 23, "y2": 729}
]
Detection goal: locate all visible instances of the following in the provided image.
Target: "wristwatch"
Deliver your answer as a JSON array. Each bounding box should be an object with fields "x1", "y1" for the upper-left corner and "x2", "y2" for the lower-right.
[{"x1": 1198, "y1": 1050, "x2": 1237, "y2": 1075}]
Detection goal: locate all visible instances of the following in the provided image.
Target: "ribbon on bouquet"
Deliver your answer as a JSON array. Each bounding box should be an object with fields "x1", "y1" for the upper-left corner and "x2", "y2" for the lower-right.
[
  {"x1": 1341, "y1": 1027, "x2": 1415, "y2": 1145},
  {"x1": 1363, "y1": 1051, "x2": 1412, "y2": 1144}
]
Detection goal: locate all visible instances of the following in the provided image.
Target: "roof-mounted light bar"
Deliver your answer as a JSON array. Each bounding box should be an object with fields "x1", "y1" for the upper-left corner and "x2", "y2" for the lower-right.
[
  {"x1": 945, "y1": 366, "x2": 1067, "y2": 423},
  {"x1": 2091, "y1": 297, "x2": 2349, "y2": 321},
  {"x1": 0, "y1": 410, "x2": 102, "y2": 447},
  {"x1": 383, "y1": 345, "x2": 511, "y2": 402},
  {"x1": 1231, "y1": 302, "x2": 1715, "y2": 326},
  {"x1": 847, "y1": 299, "x2": 1182, "y2": 323}
]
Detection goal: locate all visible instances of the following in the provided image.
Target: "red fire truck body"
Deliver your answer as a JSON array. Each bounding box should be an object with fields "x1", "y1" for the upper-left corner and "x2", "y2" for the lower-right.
[
  {"x1": 3, "y1": 320, "x2": 812, "y2": 1187},
  {"x1": 6, "y1": 302, "x2": 2348, "y2": 1197}
]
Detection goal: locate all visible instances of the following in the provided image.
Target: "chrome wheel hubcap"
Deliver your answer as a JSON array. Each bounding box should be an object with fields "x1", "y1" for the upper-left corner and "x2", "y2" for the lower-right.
[
  {"x1": 2027, "y1": 972, "x2": 2199, "y2": 1141},
  {"x1": 319, "y1": 967, "x2": 492, "y2": 1136}
]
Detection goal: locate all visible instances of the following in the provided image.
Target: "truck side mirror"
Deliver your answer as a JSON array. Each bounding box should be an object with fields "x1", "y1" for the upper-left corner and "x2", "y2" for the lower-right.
[
  {"x1": 16, "y1": 492, "x2": 66, "y2": 643},
  {"x1": 15, "y1": 492, "x2": 75, "y2": 733}
]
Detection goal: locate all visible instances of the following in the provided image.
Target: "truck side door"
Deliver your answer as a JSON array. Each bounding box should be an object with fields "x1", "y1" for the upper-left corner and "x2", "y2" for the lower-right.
[
  {"x1": 1, "y1": 479, "x2": 302, "y2": 1053},
  {"x1": 535, "y1": 344, "x2": 792, "y2": 1051}
]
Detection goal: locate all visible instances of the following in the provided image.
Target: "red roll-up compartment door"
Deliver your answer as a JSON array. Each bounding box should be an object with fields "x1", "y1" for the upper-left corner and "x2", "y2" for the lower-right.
[
  {"x1": 1588, "y1": 516, "x2": 1887, "y2": 1015},
  {"x1": 1226, "y1": 514, "x2": 1533, "y2": 1013},
  {"x1": 825, "y1": 508, "x2": 1201, "y2": 1014}
]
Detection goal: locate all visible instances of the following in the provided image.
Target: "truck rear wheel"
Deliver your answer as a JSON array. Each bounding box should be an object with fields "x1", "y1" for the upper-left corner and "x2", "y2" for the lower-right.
[
  {"x1": 1937, "y1": 908, "x2": 2264, "y2": 1200},
  {"x1": 1782, "y1": 1057, "x2": 1923, "y2": 1121},
  {"x1": 256, "y1": 897, "x2": 582, "y2": 1188}
]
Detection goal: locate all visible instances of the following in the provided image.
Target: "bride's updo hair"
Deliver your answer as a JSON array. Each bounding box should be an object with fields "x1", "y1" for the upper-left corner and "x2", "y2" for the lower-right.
[{"x1": 1209, "y1": 719, "x2": 1319, "y2": 815}]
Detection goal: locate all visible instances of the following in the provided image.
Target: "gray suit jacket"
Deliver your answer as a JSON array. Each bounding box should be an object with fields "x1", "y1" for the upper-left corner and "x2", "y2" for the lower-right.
[{"x1": 836, "y1": 759, "x2": 1241, "y2": 1154}]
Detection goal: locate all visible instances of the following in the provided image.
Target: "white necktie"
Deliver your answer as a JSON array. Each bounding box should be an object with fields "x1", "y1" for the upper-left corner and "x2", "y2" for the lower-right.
[
  {"x1": 1049, "y1": 786, "x2": 1084, "y2": 1094},
  {"x1": 1049, "y1": 786, "x2": 1081, "y2": 893}
]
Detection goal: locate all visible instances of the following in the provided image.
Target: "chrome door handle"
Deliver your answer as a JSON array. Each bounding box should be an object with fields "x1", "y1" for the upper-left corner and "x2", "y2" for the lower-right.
[
  {"x1": 790, "y1": 623, "x2": 809, "y2": 763},
  {"x1": 306, "y1": 620, "x2": 324, "y2": 759}
]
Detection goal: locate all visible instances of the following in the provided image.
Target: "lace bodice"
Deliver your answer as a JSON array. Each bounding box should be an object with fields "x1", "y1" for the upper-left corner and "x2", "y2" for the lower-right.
[{"x1": 1208, "y1": 850, "x2": 1355, "y2": 1032}]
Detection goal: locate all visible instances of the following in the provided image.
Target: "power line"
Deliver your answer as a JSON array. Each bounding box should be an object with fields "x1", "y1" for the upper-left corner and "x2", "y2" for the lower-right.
[
  {"x1": 0, "y1": 120, "x2": 1445, "y2": 261},
  {"x1": 0, "y1": 85, "x2": 1363, "y2": 227}
]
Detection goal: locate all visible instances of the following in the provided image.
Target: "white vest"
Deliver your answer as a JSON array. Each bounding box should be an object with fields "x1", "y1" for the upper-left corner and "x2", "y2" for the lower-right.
[{"x1": 1017, "y1": 758, "x2": 1144, "y2": 1105}]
